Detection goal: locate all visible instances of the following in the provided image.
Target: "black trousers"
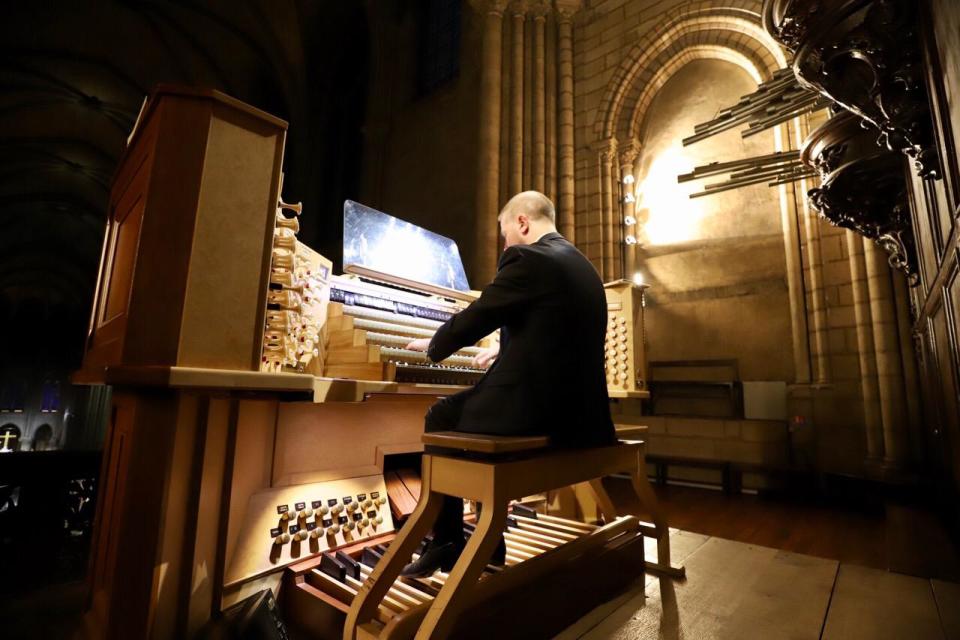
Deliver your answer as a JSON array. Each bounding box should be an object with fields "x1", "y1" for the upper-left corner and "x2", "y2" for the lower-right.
[{"x1": 423, "y1": 390, "x2": 473, "y2": 545}]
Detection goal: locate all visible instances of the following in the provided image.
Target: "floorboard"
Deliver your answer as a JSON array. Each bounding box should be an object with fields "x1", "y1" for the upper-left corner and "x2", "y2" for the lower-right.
[
  {"x1": 821, "y1": 564, "x2": 945, "y2": 640},
  {"x1": 553, "y1": 529, "x2": 710, "y2": 640},
  {"x1": 932, "y1": 579, "x2": 960, "y2": 639},
  {"x1": 575, "y1": 537, "x2": 837, "y2": 640},
  {"x1": 606, "y1": 480, "x2": 960, "y2": 580}
]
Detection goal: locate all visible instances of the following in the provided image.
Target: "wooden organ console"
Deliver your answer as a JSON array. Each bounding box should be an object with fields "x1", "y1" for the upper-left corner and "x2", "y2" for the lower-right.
[
  {"x1": 74, "y1": 86, "x2": 656, "y2": 640},
  {"x1": 322, "y1": 274, "x2": 489, "y2": 385}
]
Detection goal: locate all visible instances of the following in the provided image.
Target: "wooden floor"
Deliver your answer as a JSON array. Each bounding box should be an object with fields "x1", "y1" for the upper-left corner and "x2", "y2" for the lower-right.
[
  {"x1": 5, "y1": 484, "x2": 958, "y2": 639},
  {"x1": 606, "y1": 480, "x2": 960, "y2": 580},
  {"x1": 555, "y1": 529, "x2": 960, "y2": 639}
]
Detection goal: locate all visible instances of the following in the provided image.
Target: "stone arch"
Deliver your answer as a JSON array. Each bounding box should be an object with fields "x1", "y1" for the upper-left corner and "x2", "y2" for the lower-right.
[
  {"x1": 594, "y1": 1, "x2": 788, "y2": 143},
  {"x1": 32, "y1": 424, "x2": 53, "y2": 451},
  {"x1": 626, "y1": 44, "x2": 764, "y2": 144}
]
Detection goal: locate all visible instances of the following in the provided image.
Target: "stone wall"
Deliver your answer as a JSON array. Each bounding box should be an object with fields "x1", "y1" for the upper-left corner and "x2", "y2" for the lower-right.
[
  {"x1": 360, "y1": 3, "x2": 484, "y2": 281},
  {"x1": 360, "y1": 0, "x2": 922, "y2": 482},
  {"x1": 633, "y1": 59, "x2": 792, "y2": 382},
  {"x1": 567, "y1": 0, "x2": 919, "y2": 480}
]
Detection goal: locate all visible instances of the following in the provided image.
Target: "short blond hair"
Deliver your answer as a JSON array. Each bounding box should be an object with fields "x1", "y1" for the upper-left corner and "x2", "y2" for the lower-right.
[{"x1": 499, "y1": 190, "x2": 556, "y2": 225}]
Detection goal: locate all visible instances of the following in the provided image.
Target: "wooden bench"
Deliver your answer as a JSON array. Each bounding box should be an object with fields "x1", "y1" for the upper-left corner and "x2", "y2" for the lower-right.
[
  {"x1": 646, "y1": 454, "x2": 810, "y2": 495},
  {"x1": 647, "y1": 453, "x2": 736, "y2": 493},
  {"x1": 343, "y1": 432, "x2": 685, "y2": 640}
]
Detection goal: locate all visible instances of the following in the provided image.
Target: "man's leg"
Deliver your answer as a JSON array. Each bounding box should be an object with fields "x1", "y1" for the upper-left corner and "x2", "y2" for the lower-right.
[
  {"x1": 423, "y1": 394, "x2": 468, "y2": 547},
  {"x1": 401, "y1": 392, "x2": 470, "y2": 577}
]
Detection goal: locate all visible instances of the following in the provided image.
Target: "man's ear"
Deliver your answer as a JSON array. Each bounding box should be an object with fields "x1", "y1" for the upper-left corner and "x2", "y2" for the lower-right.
[{"x1": 518, "y1": 214, "x2": 530, "y2": 233}]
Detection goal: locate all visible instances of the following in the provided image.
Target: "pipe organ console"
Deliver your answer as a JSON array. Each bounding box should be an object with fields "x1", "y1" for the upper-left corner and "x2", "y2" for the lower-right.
[{"x1": 74, "y1": 86, "x2": 650, "y2": 640}]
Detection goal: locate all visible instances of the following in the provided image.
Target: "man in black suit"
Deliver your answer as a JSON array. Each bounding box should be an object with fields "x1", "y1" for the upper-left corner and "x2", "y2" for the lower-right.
[{"x1": 401, "y1": 191, "x2": 615, "y2": 577}]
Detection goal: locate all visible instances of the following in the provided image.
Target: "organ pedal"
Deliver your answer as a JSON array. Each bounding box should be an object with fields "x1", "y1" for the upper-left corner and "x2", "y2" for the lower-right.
[{"x1": 335, "y1": 432, "x2": 685, "y2": 640}]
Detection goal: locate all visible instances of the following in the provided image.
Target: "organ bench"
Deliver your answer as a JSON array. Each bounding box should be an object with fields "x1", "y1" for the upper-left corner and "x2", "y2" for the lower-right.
[{"x1": 343, "y1": 432, "x2": 686, "y2": 640}]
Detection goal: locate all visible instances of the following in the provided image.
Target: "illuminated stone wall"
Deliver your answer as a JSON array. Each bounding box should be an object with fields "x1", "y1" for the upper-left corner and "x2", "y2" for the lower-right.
[{"x1": 634, "y1": 59, "x2": 792, "y2": 381}]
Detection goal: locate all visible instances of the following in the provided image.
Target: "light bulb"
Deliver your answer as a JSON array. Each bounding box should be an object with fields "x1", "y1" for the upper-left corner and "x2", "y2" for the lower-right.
[
  {"x1": 624, "y1": 235, "x2": 638, "y2": 245},
  {"x1": 623, "y1": 215, "x2": 637, "y2": 226},
  {"x1": 622, "y1": 193, "x2": 636, "y2": 204},
  {"x1": 622, "y1": 174, "x2": 635, "y2": 185},
  {"x1": 632, "y1": 272, "x2": 644, "y2": 286}
]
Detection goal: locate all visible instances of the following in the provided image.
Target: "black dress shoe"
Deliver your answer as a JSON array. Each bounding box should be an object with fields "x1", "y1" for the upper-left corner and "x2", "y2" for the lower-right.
[{"x1": 401, "y1": 541, "x2": 463, "y2": 577}]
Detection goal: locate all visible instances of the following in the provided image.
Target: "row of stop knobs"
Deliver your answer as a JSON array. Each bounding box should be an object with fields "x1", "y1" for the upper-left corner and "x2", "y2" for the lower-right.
[
  {"x1": 273, "y1": 497, "x2": 387, "y2": 544},
  {"x1": 605, "y1": 315, "x2": 630, "y2": 384}
]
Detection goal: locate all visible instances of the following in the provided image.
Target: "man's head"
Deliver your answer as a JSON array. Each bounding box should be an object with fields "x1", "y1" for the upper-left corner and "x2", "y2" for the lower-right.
[{"x1": 498, "y1": 191, "x2": 558, "y2": 248}]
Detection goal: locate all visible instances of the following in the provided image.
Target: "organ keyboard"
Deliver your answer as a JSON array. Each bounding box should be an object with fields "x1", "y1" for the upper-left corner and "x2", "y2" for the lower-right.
[{"x1": 323, "y1": 274, "x2": 491, "y2": 385}]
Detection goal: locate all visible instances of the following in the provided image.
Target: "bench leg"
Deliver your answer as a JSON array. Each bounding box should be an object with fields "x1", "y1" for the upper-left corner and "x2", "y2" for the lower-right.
[
  {"x1": 344, "y1": 456, "x2": 444, "y2": 640},
  {"x1": 630, "y1": 462, "x2": 685, "y2": 579},
  {"x1": 586, "y1": 479, "x2": 618, "y2": 523},
  {"x1": 414, "y1": 496, "x2": 508, "y2": 640},
  {"x1": 587, "y1": 472, "x2": 685, "y2": 580}
]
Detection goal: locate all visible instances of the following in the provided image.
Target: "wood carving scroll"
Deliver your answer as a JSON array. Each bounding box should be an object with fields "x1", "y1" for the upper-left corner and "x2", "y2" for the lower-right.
[
  {"x1": 764, "y1": 0, "x2": 940, "y2": 179},
  {"x1": 801, "y1": 111, "x2": 919, "y2": 285}
]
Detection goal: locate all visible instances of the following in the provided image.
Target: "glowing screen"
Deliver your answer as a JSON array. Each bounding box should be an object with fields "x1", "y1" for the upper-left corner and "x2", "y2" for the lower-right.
[{"x1": 343, "y1": 200, "x2": 470, "y2": 292}]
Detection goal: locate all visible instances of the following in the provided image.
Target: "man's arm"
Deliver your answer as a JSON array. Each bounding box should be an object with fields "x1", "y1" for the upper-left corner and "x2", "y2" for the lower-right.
[{"x1": 425, "y1": 246, "x2": 529, "y2": 362}]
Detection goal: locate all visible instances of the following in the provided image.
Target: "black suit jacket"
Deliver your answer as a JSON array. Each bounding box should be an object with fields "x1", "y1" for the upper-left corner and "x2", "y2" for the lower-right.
[{"x1": 427, "y1": 232, "x2": 615, "y2": 446}]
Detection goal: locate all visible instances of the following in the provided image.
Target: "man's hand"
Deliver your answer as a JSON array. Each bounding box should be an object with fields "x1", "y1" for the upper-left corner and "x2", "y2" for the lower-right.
[
  {"x1": 471, "y1": 343, "x2": 500, "y2": 369},
  {"x1": 406, "y1": 338, "x2": 431, "y2": 352}
]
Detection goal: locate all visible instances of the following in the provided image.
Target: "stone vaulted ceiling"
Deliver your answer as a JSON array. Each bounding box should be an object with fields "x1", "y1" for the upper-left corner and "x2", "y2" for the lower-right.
[{"x1": 0, "y1": 0, "x2": 369, "y2": 366}]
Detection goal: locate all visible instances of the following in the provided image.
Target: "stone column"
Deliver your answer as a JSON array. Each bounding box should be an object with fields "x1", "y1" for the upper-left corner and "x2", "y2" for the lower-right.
[
  {"x1": 798, "y1": 115, "x2": 831, "y2": 382},
  {"x1": 846, "y1": 231, "x2": 885, "y2": 466},
  {"x1": 471, "y1": 0, "x2": 507, "y2": 285},
  {"x1": 531, "y1": 2, "x2": 548, "y2": 193},
  {"x1": 545, "y1": 10, "x2": 557, "y2": 202},
  {"x1": 522, "y1": 15, "x2": 532, "y2": 189},
  {"x1": 780, "y1": 119, "x2": 812, "y2": 383},
  {"x1": 803, "y1": 186, "x2": 831, "y2": 382},
  {"x1": 556, "y1": 1, "x2": 578, "y2": 242},
  {"x1": 599, "y1": 138, "x2": 618, "y2": 281},
  {"x1": 863, "y1": 239, "x2": 908, "y2": 470},
  {"x1": 781, "y1": 178, "x2": 812, "y2": 383},
  {"x1": 619, "y1": 141, "x2": 641, "y2": 279},
  {"x1": 509, "y1": 1, "x2": 526, "y2": 196}
]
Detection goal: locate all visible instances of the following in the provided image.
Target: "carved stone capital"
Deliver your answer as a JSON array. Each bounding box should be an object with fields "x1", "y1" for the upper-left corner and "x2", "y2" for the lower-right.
[
  {"x1": 618, "y1": 140, "x2": 642, "y2": 167},
  {"x1": 554, "y1": 0, "x2": 582, "y2": 21},
  {"x1": 594, "y1": 137, "x2": 618, "y2": 164},
  {"x1": 528, "y1": 0, "x2": 551, "y2": 20},
  {"x1": 469, "y1": 0, "x2": 508, "y2": 16},
  {"x1": 508, "y1": 0, "x2": 529, "y2": 17}
]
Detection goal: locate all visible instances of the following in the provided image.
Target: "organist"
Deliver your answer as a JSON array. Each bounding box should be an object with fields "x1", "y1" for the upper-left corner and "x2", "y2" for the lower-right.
[{"x1": 400, "y1": 190, "x2": 617, "y2": 577}]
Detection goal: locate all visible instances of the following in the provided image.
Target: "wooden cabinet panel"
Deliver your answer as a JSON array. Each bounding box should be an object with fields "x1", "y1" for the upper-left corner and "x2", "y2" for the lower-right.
[
  {"x1": 80, "y1": 86, "x2": 287, "y2": 376},
  {"x1": 929, "y1": 301, "x2": 960, "y2": 491},
  {"x1": 928, "y1": 0, "x2": 960, "y2": 210},
  {"x1": 907, "y1": 168, "x2": 940, "y2": 294}
]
